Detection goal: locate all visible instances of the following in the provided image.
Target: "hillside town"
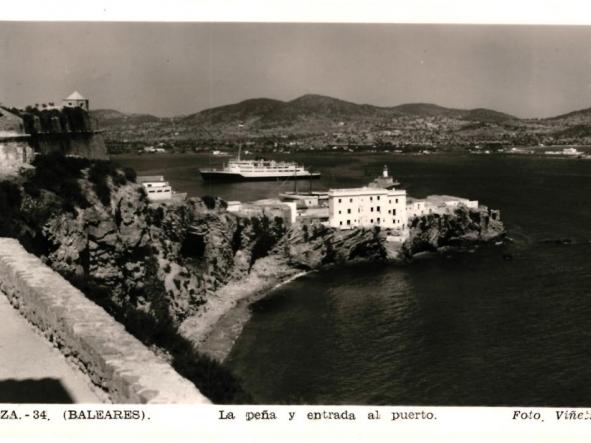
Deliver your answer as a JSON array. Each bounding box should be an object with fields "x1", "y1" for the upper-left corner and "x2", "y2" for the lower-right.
[{"x1": 91, "y1": 94, "x2": 591, "y2": 155}]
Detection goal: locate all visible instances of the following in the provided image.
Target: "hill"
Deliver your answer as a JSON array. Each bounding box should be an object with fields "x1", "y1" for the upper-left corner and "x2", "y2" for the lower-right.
[
  {"x1": 545, "y1": 107, "x2": 591, "y2": 125},
  {"x1": 179, "y1": 94, "x2": 515, "y2": 129},
  {"x1": 90, "y1": 109, "x2": 161, "y2": 127},
  {"x1": 90, "y1": 94, "x2": 591, "y2": 151}
]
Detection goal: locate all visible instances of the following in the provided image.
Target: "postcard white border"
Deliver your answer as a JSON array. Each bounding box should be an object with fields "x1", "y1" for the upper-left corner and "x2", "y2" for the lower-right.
[{"x1": 2, "y1": 1, "x2": 591, "y2": 442}]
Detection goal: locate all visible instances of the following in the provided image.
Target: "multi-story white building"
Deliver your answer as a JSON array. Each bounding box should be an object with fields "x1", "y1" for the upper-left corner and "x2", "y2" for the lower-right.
[{"x1": 328, "y1": 186, "x2": 407, "y2": 230}]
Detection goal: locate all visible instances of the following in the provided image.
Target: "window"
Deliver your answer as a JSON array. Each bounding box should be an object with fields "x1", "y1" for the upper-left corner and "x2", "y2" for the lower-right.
[
  {"x1": 346, "y1": 220, "x2": 351, "y2": 225},
  {"x1": 389, "y1": 200, "x2": 391, "y2": 204},
  {"x1": 393, "y1": 219, "x2": 395, "y2": 224},
  {"x1": 347, "y1": 209, "x2": 351, "y2": 214},
  {"x1": 377, "y1": 217, "x2": 380, "y2": 223},
  {"x1": 376, "y1": 206, "x2": 380, "y2": 212},
  {"x1": 370, "y1": 219, "x2": 374, "y2": 223},
  {"x1": 388, "y1": 210, "x2": 391, "y2": 214},
  {"x1": 338, "y1": 210, "x2": 341, "y2": 214},
  {"x1": 370, "y1": 207, "x2": 374, "y2": 212},
  {"x1": 339, "y1": 221, "x2": 343, "y2": 226},
  {"x1": 370, "y1": 196, "x2": 373, "y2": 201},
  {"x1": 393, "y1": 209, "x2": 396, "y2": 215},
  {"x1": 377, "y1": 196, "x2": 380, "y2": 200},
  {"x1": 350, "y1": 198, "x2": 353, "y2": 203},
  {"x1": 338, "y1": 198, "x2": 342, "y2": 203},
  {"x1": 395, "y1": 199, "x2": 399, "y2": 203}
]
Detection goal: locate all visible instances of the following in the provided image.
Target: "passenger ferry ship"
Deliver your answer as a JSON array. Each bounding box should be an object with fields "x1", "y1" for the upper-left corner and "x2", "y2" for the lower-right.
[{"x1": 199, "y1": 148, "x2": 321, "y2": 181}]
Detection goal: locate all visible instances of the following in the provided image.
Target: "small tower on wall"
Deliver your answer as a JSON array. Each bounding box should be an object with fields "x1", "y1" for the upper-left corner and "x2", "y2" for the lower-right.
[{"x1": 62, "y1": 91, "x2": 89, "y2": 111}]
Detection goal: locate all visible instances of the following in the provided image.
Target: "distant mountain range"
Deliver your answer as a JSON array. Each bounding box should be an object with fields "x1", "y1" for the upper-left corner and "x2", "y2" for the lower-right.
[
  {"x1": 89, "y1": 94, "x2": 591, "y2": 148},
  {"x1": 92, "y1": 94, "x2": 525, "y2": 128}
]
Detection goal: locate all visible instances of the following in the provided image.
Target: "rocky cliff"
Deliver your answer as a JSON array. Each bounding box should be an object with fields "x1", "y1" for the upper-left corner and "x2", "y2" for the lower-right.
[
  {"x1": 283, "y1": 205, "x2": 504, "y2": 269},
  {"x1": 402, "y1": 206, "x2": 504, "y2": 257},
  {"x1": 0, "y1": 153, "x2": 504, "y2": 400}
]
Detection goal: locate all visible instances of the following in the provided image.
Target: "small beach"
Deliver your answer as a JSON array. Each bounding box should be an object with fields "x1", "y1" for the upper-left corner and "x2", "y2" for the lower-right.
[{"x1": 179, "y1": 255, "x2": 309, "y2": 361}]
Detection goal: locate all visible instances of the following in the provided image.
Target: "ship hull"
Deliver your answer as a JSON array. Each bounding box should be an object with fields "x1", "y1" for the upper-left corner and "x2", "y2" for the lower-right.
[{"x1": 199, "y1": 171, "x2": 321, "y2": 182}]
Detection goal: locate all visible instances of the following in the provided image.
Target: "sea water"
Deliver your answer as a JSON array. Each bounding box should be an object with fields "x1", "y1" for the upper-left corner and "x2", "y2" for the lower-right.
[{"x1": 117, "y1": 151, "x2": 591, "y2": 405}]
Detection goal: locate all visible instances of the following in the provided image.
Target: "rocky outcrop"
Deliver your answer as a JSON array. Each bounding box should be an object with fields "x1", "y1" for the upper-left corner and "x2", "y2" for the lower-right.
[
  {"x1": 286, "y1": 221, "x2": 387, "y2": 269},
  {"x1": 402, "y1": 206, "x2": 504, "y2": 257},
  {"x1": 284, "y1": 206, "x2": 504, "y2": 269}
]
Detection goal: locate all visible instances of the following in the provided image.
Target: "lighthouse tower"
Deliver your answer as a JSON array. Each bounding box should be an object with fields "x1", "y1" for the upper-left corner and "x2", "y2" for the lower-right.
[{"x1": 368, "y1": 164, "x2": 400, "y2": 190}]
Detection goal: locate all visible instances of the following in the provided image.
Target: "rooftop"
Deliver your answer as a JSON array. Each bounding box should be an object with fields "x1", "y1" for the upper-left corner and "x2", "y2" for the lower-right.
[
  {"x1": 137, "y1": 175, "x2": 166, "y2": 184},
  {"x1": 328, "y1": 187, "x2": 406, "y2": 197},
  {"x1": 65, "y1": 91, "x2": 86, "y2": 100},
  {"x1": 425, "y1": 195, "x2": 471, "y2": 204}
]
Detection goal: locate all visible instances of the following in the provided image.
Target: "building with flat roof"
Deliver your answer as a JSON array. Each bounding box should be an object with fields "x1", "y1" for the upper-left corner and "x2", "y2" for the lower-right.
[
  {"x1": 137, "y1": 175, "x2": 173, "y2": 201},
  {"x1": 328, "y1": 186, "x2": 407, "y2": 231},
  {"x1": 327, "y1": 164, "x2": 408, "y2": 233},
  {"x1": 407, "y1": 195, "x2": 479, "y2": 220},
  {"x1": 406, "y1": 198, "x2": 428, "y2": 219}
]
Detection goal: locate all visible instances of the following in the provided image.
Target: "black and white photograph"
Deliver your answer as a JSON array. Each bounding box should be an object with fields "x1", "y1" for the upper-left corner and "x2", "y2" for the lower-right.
[{"x1": 1, "y1": 3, "x2": 590, "y2": 425}]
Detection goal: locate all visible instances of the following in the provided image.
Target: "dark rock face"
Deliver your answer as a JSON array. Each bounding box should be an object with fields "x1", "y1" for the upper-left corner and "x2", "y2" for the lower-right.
[
  {"x1": 402, "y1": 206, "x2": 504, "y2": 258},
  {"x1": 3, "y1": 172, "x2": 290, "y2": 325},
  {"x1": 286, "y1": 221, "x2": 388, "y2": 269},
  {"x1": 286, "y1": 207, "x2": 504, "y2": 269}
]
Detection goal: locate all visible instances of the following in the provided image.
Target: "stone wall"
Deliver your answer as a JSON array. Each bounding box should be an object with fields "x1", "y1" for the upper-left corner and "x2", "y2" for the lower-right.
[
  {"x1": 0, "y1": 140, "x2": 34, "y2": 176},
  {"x1": 33, "y1": 132, "x2": 108, "y2": 160},
  {"x1": 0, "y1": 237, "x2": 210, "y2": 404}
]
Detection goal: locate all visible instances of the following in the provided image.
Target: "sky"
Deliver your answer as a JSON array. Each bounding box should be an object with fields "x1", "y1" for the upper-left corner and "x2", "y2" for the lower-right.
[{"x1": 2, "y1": 22, "x2": 591, "y2": 118}]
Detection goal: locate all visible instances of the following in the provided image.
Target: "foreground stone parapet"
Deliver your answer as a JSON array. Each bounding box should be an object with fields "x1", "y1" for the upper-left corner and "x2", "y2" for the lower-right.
[{"x1": 0, "y1": 237, "x2": 210, "y2": 404}]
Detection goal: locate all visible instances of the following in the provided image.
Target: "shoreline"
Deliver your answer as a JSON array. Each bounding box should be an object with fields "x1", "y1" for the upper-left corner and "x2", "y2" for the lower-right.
[
  {"x1": 179, "y1": 255, "x2": 309, "y2": 362},
  {"x1": 180, "y1": 241, "x2": 504, "y2": 363}
]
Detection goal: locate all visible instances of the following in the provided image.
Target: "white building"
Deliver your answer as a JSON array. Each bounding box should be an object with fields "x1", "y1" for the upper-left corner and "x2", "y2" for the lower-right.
[
  {"x1": 137, "y1": 175, "x2": 173, "y2": 201},
  {"x1": 407, "y1": 195, "x2": 479, "y2": 220},
  {"x1": 328, "y1": 186, "x2": 407, "y2": 231},
  {"x1": 226, "y1": 201, "x2": 242, "y2": 212},
  {"x1": 62, "y1": 91, "x2": 89, "y2": 111},
  {"x1": 328, "y1": 165, "x2": 408, "y2": 232},
  {"x1": 406, "y1": 198, "x2": 428, "y2": 219}
]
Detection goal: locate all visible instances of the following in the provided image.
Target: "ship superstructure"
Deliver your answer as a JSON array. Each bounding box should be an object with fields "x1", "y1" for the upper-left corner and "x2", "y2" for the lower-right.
[{"x1": 199, "y1": 148, "x2": 320, "y2": 181}]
